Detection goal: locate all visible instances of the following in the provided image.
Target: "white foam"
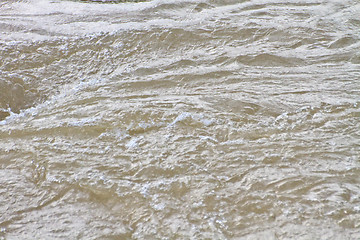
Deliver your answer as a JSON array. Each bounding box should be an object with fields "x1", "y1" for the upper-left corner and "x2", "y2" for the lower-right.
[
  {"x1": 1, "y1": 0, "x2": 218, "y2": 41},
  {"x1": 126, "y1": 136, "x2": 144, "y2": 149},
  {"x1": 168, "y1": 112, "x2": 215, "y2": 128}
]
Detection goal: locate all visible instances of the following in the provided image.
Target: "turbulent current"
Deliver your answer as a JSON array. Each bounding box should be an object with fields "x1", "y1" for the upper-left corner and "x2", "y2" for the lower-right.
[{"x1": 0, "y1": 0, "x2": 360, "y2": 239}]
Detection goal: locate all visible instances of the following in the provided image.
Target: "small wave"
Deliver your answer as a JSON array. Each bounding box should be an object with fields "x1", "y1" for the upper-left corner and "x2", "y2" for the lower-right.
[{"x1": 235, "y1": 53, "x2": 305, "y2": 67}]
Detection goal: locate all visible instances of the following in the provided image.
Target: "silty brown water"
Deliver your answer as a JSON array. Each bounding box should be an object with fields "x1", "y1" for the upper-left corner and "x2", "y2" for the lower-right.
[{"x1": 0, "y1": 0, "x2": 359, "y2": 239}]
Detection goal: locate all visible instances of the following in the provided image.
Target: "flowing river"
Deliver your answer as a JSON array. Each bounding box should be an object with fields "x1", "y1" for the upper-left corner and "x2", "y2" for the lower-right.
[{"x1": 0, "y1": 0, "x2": 359, "y2": 239}]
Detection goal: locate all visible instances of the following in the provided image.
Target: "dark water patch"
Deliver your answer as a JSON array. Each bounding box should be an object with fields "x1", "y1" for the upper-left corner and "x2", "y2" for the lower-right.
[
  {"x1": 328, "y1": 36, "x2": 359, "y2": 49},
  {"x1": 0, "y1": 73, "x2": 40, "y2": 120},
  {"x1": 235, "y1": 53, "x2": 305, "y2": 67},
  {"x1": 0, "y1": 110, "x2": 10, "y2": 120},
  {"x1": 193, "y1": 2, "x2": 214, "y2": 12}
]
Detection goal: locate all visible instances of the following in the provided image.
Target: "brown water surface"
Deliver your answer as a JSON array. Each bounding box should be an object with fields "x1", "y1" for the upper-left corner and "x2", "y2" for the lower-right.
[{"x1": 0, "y1": 0, "x2": 359, "y2": 239}]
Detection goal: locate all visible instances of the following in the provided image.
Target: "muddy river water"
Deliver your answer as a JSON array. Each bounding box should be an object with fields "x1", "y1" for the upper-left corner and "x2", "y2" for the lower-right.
[{"x1": 0, "y1": 0, "x2": 359, "y2": 239}]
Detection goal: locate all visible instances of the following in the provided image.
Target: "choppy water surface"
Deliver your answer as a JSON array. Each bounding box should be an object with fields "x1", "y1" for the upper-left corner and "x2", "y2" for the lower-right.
[{"x1": 1, "y1": 0, "x2": 360, "y2": 238}]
